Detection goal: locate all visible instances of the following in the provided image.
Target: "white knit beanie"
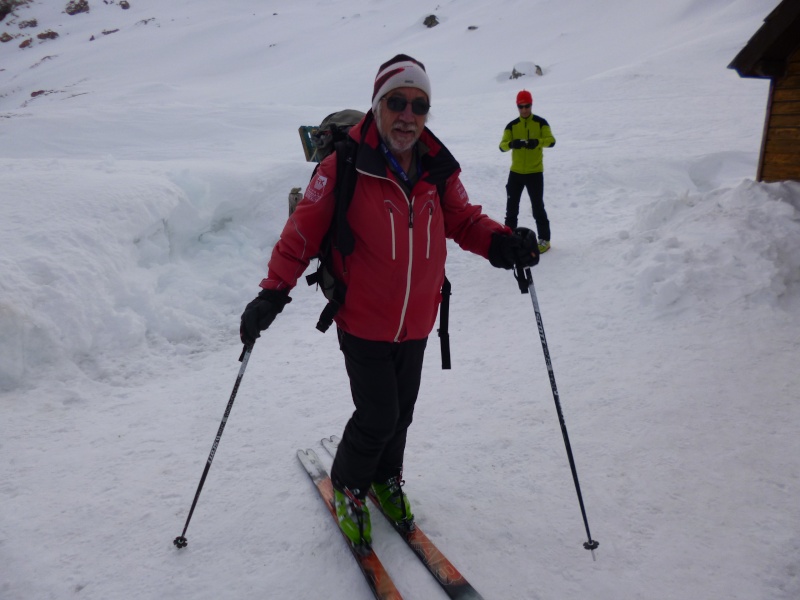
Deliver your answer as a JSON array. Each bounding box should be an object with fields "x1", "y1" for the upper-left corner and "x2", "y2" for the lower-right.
[{"x1": 371, "y1": 54, "x2": 431, "y2": 113}]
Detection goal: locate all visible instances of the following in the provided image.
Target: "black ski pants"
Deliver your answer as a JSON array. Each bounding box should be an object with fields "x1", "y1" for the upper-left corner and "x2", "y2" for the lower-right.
[
  {"x1": 505, "y1": 171, "x2": 550, "y2": 241},
  {"x1": 330, "y1": 330, "x2": 428, "y2": 495}
]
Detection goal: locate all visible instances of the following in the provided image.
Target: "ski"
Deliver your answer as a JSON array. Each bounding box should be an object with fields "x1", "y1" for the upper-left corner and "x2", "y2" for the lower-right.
[
  {"x1": 321, "y1": 436, "x2": 486, "y2": 600},
  {"x1": 297, "y1": 449, "x2": 404, "y2": 600}
]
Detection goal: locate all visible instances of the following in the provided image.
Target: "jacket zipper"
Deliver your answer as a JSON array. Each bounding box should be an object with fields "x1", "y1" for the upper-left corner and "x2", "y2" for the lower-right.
[
  {"x1": 394, "y1": 194, "x2": 414, "y2": 342},
  {"x1": 359, "y1": 168, "x2": 417, "y2": 343}
]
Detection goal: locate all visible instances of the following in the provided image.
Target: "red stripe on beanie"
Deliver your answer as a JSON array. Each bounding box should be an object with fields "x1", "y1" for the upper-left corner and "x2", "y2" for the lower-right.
[{"x1": 373, "y1": 67, "x2": 405, "y2": 101}]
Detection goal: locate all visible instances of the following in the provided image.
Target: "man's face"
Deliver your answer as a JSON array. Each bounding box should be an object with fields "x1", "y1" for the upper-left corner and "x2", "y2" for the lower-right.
[
  {"x1": 517, "y1": 102, "x2": 532, "y2": 117},
  {"x1": 376, "y1": 86, "x2": 428, "y2": 156}
]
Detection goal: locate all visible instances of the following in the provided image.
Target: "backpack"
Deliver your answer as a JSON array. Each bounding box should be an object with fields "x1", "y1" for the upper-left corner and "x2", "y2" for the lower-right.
[
  {"x1": 300, "y1": 110, "x2": 452, "y2": 369},
  {"x1": 291, "y1": 109, "x2": 365, "y2": 215},
  {"x1": 297, "y1": 109, "x2": 365, "y2": 164}
]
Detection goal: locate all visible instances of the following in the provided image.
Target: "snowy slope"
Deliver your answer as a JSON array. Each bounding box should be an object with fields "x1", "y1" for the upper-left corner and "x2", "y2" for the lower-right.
[{"x1": 2, "y1": 1, "x2": 799, "y2": 599}]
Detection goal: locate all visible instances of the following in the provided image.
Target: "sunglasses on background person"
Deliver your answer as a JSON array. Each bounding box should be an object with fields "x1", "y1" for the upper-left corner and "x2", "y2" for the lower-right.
[{"x1": 384, "y1": 95, "x2": 431, "y2": 116}]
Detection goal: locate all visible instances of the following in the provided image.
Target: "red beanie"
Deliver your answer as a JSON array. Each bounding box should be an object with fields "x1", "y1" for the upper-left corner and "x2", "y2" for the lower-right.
[
  {"x1": 516, "y1": 90, "x2": 532, "y2": 105},
  {"x1": 372, "y1": 54, "x2": 431, "y2": 112}
]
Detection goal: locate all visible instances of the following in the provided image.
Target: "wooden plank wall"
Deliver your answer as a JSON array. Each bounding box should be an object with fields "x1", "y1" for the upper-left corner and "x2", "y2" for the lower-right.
[{"x1": 760, "y1": 45, "x2": 800, "y2": 182}]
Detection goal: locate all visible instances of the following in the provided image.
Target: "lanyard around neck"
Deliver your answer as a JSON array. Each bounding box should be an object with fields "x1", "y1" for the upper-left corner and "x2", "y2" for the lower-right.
[{"x1": 380, "y1": 142, "x2": 419, "y2": 187}]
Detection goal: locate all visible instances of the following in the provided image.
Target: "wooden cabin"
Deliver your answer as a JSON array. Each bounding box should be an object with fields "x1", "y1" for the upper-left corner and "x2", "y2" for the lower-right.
[{"x1": 728, "y1": 0, "x2": 800, "y2": 182}]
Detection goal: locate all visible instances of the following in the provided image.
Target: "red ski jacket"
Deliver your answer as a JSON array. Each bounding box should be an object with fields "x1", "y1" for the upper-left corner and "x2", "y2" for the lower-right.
[{"x1": 261, "y1": 112, "x2": 508, "y2": 342}]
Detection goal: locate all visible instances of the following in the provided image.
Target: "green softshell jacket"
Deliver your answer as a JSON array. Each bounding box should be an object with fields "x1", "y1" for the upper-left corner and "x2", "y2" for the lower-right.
[{"x1": 499, "y1": 114, "x2": 555, "y2": 174}]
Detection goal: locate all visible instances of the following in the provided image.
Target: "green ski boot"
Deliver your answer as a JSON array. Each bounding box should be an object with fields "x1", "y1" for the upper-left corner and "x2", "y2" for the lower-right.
[
  {"x1": 371, "y1": 476, "x2": 414, "y2": 529},
  {"x1": 333, "y1": 486, "x2": 372, "y2": 548}
]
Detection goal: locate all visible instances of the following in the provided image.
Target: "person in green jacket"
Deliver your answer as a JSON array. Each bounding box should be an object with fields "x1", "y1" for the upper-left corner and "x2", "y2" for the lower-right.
[{"x1": 499, "y1": 90, "x2": 556, "y2": 253}]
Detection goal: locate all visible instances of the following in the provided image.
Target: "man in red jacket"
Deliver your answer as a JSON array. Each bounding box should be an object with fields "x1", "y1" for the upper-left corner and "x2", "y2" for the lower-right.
[{"x1": 241, "y1": 54, "x2": 539, "y2": 550}]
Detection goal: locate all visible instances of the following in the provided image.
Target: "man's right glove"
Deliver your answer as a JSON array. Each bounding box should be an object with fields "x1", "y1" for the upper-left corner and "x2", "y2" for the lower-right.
[
  {"x1": 488, "y1": 227, "x2": 540, "y2": 270},
  {"x1": 509, "y1": 139, "x2": 526, "y2": 149},
  {"x1": 240, "y1": 289, "x2": 292, "y2": 346}
]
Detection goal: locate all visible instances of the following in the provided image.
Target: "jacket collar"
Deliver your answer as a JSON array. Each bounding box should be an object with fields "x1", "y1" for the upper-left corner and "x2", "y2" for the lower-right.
[{"x1": 349, "y1": 110, "x2": 460, "y2": 187}]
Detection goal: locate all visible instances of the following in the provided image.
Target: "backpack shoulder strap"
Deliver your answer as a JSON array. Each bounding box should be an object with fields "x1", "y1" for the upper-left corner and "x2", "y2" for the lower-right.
[
  {"x1": 332, "y1": 137, "x2": 358, "y2": 257},
  {"x1": 433, "y1": 178, "x2": 451, "y2": 369},
  {"x1": 306, "y1": 135, "x2": 359, "y2": 333},
  {"x1": 332, "y1": 110, "x2": 373, "y2": 257},
  {"x1": 438, "y1": 275, "x2": 451, "y2": 369}
]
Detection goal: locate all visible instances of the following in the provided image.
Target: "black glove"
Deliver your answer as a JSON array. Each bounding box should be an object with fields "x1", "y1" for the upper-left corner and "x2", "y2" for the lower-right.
[
  {"x1": 508, "y1": 139, "x2": 525, "y2": 149},
  {"x1": 525, "y1": 139, "x2": 540, "y2": 149},
  {"x1": 240, "y1": 289, "x2": 292, "y2": 346},
  {"x1": 488, "y1": 227, "x2": 540, "y2": 270}
]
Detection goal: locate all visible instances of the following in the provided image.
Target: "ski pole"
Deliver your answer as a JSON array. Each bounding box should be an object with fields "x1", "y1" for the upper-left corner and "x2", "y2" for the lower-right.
[
  {"x1": 173, "y1": 344, "x2": 253, "y2": 549},
  {"x1": 513, "y1": 265, "x2": 599, "y2": 560}
]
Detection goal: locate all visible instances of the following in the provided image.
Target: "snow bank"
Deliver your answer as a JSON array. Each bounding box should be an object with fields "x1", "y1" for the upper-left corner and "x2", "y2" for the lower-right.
[
  {"x1": 628, "y1": 178, "x2": 800, "y2": 312},
  {"x1": 3, "y1": 153, "x2": 797, "y2": 393},
  {"x1": 0, "y1": 157, "x2": 303, "y2": 391}
]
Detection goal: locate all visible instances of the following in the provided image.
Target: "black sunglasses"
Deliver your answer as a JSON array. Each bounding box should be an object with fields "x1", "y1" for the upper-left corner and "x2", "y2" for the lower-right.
[
  {"x1": 385, "y1": 95, "x2": 430, "y2": 116},
  {"x1": 517, "y1": 103, "x2": 532, "y2": 109}
]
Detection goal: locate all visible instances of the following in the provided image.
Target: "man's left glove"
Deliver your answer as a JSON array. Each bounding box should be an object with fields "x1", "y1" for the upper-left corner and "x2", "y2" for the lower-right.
[
  {"x1": 525, "y1": 139, "x2": 540, "y2": 149},
  {"x1": 240, "y1": 289, "x2": 292, "y2": 346},
  {"x1": 488, "y1": 227, "x2": 540, "y2": 270}
]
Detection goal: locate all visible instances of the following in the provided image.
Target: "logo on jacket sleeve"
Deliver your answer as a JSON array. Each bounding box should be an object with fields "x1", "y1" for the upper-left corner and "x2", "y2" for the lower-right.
[
  {"x1": 454, "y1": 179, "x2": 468, "y2": 204},
  {"x1": 305, "y1": 174, "x2": 328, "y2": 203}
]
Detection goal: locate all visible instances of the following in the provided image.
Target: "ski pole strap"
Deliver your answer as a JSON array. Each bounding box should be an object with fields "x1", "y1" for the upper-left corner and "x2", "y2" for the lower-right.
[
  {"x1": 438, "y1": 276, "x2": 452, "y2": 370},
  {"x1": 513, "y1": 263, "x2": 530, "y2": 293}
]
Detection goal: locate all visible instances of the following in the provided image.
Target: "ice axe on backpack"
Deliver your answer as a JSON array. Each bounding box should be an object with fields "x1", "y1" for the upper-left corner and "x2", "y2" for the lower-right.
[{"x1": 513, "y1": 264, "x2": 599, "y2": 560}]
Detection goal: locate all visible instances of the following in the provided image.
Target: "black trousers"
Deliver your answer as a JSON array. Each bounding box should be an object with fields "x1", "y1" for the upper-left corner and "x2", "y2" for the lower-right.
[
  {"x1": 330, "y1": 330, "x2": 428, "y2": 494},
  {"x1": 505, "y1": 171, "x2": 550, "y2": 241}
]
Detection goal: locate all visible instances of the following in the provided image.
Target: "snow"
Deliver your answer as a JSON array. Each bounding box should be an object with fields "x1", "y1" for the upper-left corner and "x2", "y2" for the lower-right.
[{"x1": 2, "y1": 0, "x2": 799, "y2": 598}]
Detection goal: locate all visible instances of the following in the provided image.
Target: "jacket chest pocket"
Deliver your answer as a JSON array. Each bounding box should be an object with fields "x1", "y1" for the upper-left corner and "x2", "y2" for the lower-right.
[
  {"x1": 383, "y1": 199, "x2": 400, "y2": 260},
  {"x1": 379, "y1": 195, "x2": 440, "y2": 262},
  {"x1": 419, "y1": 198, "x2": 439, "y2": 259}
]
